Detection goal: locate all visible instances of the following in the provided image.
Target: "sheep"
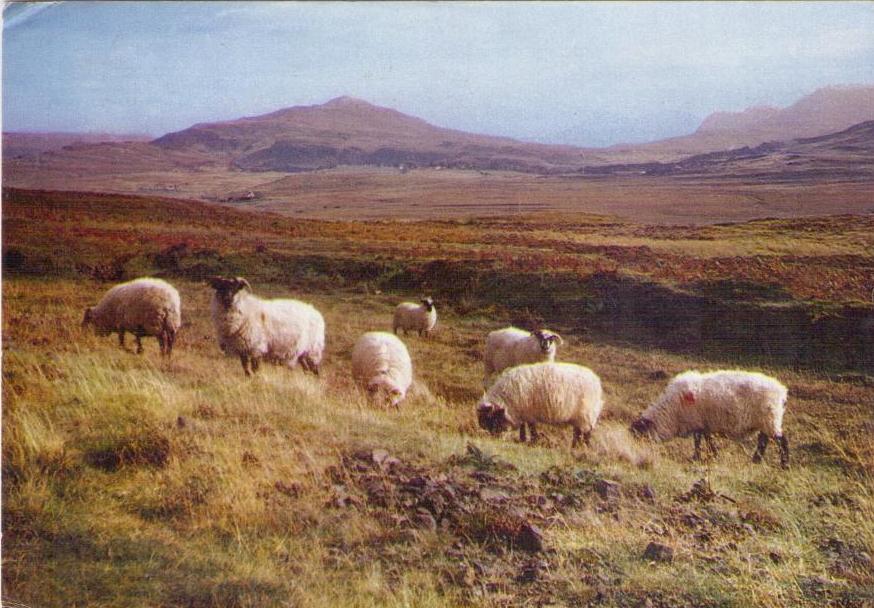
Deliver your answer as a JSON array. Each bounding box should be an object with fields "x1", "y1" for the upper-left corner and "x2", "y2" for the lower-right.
[
  {"x1": 483, "y1": 327, "x2": 563, "y2": 387},
  {"x1": 208, "y1": 276, "x2": 325, "y2": 377},
  {"x1": 82, "y1": 277, "x2": 181, "y2": 357},
  {"x1": 476, "y1": 361, "x2": 604, "y2": 449},
  {"x1": 629, "y1": 370, "x2": 789, "y2": 468},
  {"x1": 351, "y1": 331, "x2": 413, "y2": 408},
  {"x1": 393, "y1": 297, "x2": 436, "y2": 337}
]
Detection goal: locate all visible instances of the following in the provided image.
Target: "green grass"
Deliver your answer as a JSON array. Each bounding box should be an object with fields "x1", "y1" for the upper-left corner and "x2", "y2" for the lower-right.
[{"x1": 4, "y1": 275, "x2": 874, "y2": 607}]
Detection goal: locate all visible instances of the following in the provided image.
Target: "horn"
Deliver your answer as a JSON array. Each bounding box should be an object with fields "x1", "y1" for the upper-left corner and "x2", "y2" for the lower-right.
[{"x1": 236, "y1": 277, "x2": 252, "y2": 291}]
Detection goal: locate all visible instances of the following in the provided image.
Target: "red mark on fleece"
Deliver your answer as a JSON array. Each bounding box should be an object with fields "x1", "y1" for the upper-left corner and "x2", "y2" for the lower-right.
[{"x1": 681, "y1": 391, "x2": 696, "y2": 406}]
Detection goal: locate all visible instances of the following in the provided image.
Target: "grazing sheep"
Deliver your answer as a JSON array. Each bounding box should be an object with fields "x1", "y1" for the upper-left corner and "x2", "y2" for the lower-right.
[
  {"x1": 476, "y1": 362, "x2": 603, "y2": 449},
  {"x1": 82, "y1": 277, "x2": 181, "y2": 357},
  {"x1": 483, "y1": 327, "x2": 563, "y2": 386},
  {"x1": 208, "y1": 276, "x2": 325, "y2": 377},
  {"x1": 393, "y1": 297, "x2": 436, "y2": 337},
  {"x1": 351, "y1": 331, "x2": 413, "y2": 408},
  {"x1": 629, "y1": 370, "x2": 789, "y2": 468}
]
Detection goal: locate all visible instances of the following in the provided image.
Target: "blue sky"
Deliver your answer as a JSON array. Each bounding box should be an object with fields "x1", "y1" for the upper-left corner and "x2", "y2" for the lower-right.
[{"x1": 3, "y1": 2, "x2": 874, "y2": 146}]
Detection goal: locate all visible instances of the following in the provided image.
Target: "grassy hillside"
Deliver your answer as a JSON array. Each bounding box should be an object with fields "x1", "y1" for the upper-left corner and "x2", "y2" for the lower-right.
[{"x1": 3, "y1": 189, "x2": 874, "y2": 607}]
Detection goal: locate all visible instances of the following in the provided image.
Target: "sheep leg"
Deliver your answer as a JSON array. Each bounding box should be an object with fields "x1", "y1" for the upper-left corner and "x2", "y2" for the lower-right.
[
  {"x1": 157, "y1": 333, "x2": 166, "y2": 357},
  {"x1": 251, "y1": 357, "x2": 260, "y2": 373},
  {"x1": 135, "y1": 334, "x2": 144, "y2": 354},
  {"x1": 300, "y1": 355, "x2": 320, "y2": 376},
  {"x1": 752, "y1": 432, "x2": 769, "y2": 464},
  {"x1": 777, "y1": 434, "x2": 789, "y2": 469},
  {"x1": 519, "y1": 423, "x2": 527, "y2": 443},
  {"x1": 704, "y1": 432, "x2": 719, "y2": 458},
  {"x1": 693, "y1": 432, "x2": 703, "y2": 461},
  {"x1": 118, "y1": 331, "x2": 126, "y2": 349},
  {"x1": 529, "y1": 423, "x2": 539, "y2": 444},
  {"x1": 571, "y1": 426, "x2": 583, "y2": 449},
  {"x1": 240, "y1": 354, "x2": 253, "y2": 376},
  {"x1": 167, "y1": 330, "x2": 176, "y2": 357}
]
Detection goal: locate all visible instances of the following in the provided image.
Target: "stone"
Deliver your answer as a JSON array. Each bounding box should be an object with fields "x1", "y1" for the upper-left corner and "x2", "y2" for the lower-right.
[{"x1": 643, "y1": 542, "x2": 674, "y2": 563}]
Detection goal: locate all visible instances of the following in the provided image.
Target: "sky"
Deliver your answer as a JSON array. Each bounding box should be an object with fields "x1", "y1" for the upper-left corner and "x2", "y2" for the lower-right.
[{"x1": 3, "y1": 1, "x2": 874, "y2": 146}]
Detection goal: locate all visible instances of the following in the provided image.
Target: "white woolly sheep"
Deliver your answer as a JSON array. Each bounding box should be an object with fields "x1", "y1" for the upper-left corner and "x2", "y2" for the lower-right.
[
  {"x1": 393, "y1": 297, "x2": 436, "y2": 337},
  {"x1": 82, "y1": 277, "x2": 181, "y2": 357},
  {"x1": 476, "y1": 361, "x2": 604, "y2": 449},
  {"x1": 351, "y1": 331, "x2": 413, "y2": 408},
  {"x1": 208, "y1": 276, "x2": 325, "y2": 377},
  {"x1": 630, "y1": 370, "x2": 789, "y2": 468},
  {"x1": 483, "y1": 326, "x2": 563, "y2": 386}
]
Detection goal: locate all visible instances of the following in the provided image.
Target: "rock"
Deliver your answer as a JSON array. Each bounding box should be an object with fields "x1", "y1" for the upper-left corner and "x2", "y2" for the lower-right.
[
  {"x1": 516, "y1": 559, "x2": 547, "y2": 583},
  {"x1": 371, "y1": 448, "x2": 390, "y2": 465},
  {"x1": 517, "y1": 522, "x2": 545, "y2": 553},
  {"x1": 679, "y1": 478, "x2": 716, "y2": 503},
  {"x1": 638, "y1": 484, "x2": 657, "y2": 503},
  {"x1": 769, "y1": 551, "x2": 783, "y2": 564},
  {"x1": 643, "y1": 542, "x2": 674, "y2": 563},
  {"x1": 595, "y1": 479, "x2": 622, "y2": 500},
  {"x1": 274, "y1": 480, "x2": 301, "y2": 497},
  {"x1": 479, "y1": 487, "x2": 510, "y2": 502},
  {"x1": 176, "y1": 415, "x2": 188, "y2": 429}
]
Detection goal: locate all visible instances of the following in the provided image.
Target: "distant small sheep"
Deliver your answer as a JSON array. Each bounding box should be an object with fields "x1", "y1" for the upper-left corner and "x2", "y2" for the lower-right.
[
  {"x1": 476, "y1": 362, "x2": 603, "y2": 449},
  {"x1": 393, "y1": 297, "x2": 436, "y2": 337},
  {"x1": 208, "y1": 276, "x2": 325, "y2": 376},
  {"x1": 630, "y1": 370, "x2": 789, "y2": 468},
  {"x1": 82, "y1": 277, "x2": 181, "y2": 357},
  {"x1": 351, "y1": 331, "x2": 413, "y2": 408},
  {"x1": 483, "y1": 327, "x2": 563, "y2": 386}
]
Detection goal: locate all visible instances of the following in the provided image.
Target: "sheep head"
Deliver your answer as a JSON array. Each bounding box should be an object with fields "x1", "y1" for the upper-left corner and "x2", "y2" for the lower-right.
[
  {"x1": 208, "y1": 276, "x2": 252, "y2": 309},
  {"x1": 367, "y1": 377, "x2": 405, "y2": 409},
  {"x1": 476, "y1": 401, "x2": 511, "y2": 435},
  {"x1": 630, "y1": 416, "x2": 655, "y2": 438},
  {"x1": 82, "y1": 307, "x2": 94, "y2": 328},
  {"x1": 421, "y1": 297, "x2": 435, "y2": 311},
  {"x1": 533, "y1": 329, "x2": 563, "y2": 354}
]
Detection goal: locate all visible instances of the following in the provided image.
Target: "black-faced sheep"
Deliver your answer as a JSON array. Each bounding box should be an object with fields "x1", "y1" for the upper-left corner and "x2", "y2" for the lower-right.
[
  {"x1": 208, "y1": 276, "x2": 325, "y2": 377},
  {"x1": 630, "y1": 370, "x2": 789, "y2": 468},
  {"x1": 483, "y1": 327, "x2": 563, "y2": 387},
  {"x1": 476, "y1": 361, "x2": 603, "y2": 449},
  {"x1": 393, "y1": 297, "x2": 436, "y2": 337},
  {"x1": 82, "y1": 277, "x2": 181, "y2": 356}
]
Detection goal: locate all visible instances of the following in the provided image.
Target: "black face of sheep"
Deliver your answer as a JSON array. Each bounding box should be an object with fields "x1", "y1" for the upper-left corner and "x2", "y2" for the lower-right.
[
  {"x1": 82, "y1": 307, "x2": 110, "y2": 336},
  {"x1": 477, "y1": 402, "x2": 510, "y2": 435},
  {"x1": 208, "y1": 276, "x2": 252, "y2": 310},
  {"x1": 630, "y1": 417, "x2": 655, "y2": 438},
  {"x1": 533, "y1": 330, "x2": 562, "y2": 354},
  {"x1": 421, "y1": 297, "x2": 435, "y2": 311}
]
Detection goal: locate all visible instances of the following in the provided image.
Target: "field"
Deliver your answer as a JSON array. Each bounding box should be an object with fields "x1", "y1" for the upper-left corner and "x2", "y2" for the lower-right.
[{"x1": 3, "y1": 187, "x2": 874, "y2": 607}]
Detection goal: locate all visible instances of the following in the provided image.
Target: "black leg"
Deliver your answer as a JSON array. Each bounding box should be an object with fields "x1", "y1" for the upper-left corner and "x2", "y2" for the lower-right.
[
  {"x1": 529, "y1": 423, "x2": 539, "y2": 444},
  {"x1": 157, "y1": 334, "x2": 166, "y2": 356},
  {"x1": 704, "y1": 432, "x2": 719, "y2": 457},
  {"x1": 118, "y1": 331, "x2": 125, "y2": 348},
  {"x1": 240, "y1": 354, "x2": 252, "y2": 376},
  {"x1": 519, "y1": 423, "x2": 527, "y2": 443},
  {"x1": 752, "y1": 431, "x2": 769, "y2": 464},
  {"x1": 135, "y1": 335, "x2": 143, "y2": 354},
  {"x1": 571, "y1": 426, "x2": 582, "y2": 449},
  {"x1": 583, "y1": 430, "x2": 591, "y2": 447},
  {"x1": 251, "y1": 357, "x2": 260, "y2": 373},
  {"x1": 777, "y1": 434, "x2": 789, "y2": 469},
  {"x1": 693, "y1": 431, "x2": 703, "y2": 461}
]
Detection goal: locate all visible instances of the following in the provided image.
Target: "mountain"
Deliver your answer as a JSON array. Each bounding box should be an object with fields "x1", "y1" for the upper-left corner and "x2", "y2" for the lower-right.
[
  {"x1": 152, "y1": 96, "x2": 600, "y2": 173},
  {"x1": 585, "y1": 119, "x2": 874, "y2": 182},
  {"x1": 2, "y1": 132, "x2": 151, "y2": 159},
  {"x1": 608, "y1": 85, "x2": 874, "y2": 160}
]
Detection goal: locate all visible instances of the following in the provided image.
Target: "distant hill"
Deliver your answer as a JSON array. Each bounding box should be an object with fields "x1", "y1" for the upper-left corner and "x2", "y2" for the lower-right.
[
  {"x1": 608, "y1": 85, "x2": 874, "y2": 161},
  {"x1": 152, "y1": 96, "x2": 601, "y2": 173},
  {"x1": 2, "y1": 132, "x2": 151, "y2": 159},
  {"x1": 586, "y1": 119, "x2": 874, "y2": 182}
]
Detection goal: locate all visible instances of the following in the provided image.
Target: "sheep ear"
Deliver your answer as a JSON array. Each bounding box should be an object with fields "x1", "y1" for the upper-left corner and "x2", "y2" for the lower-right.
[
  {"x1": 552, "y1": 333, "x2": 563, "y2": 346},
  {"x1": 236, "y1": 278, "x2": 252, "y2": 291},
  {"x1": 477, "y1": 402, "x2": 495, "y2": 414},
  {"x1": 681, "y1": 391, "x2": 696, "y2": 405}
]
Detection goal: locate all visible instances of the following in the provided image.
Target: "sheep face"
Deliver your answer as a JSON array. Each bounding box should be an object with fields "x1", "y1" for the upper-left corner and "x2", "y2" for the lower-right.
[
  {"x1": 421, "y1": 297, "x2": 435, "y2": 312},
  {"x1": 533, "y1": 330, "x2": 562, "y2": 355},
  {"x1": 477, "y1": 401, "x2": 512, "y2": 435},
  {"x1": 630, "y1": 416, "x2": 656, "y2": 438},
  {"x1": 367, "y1": 378, "x2": 404, "y2": 408},
  {"x1": 82, "y1": 307, "x2": 110, "y2": 336},
  {"x1": 208, "y1": 276, "x2": 252, "y2": 310}
]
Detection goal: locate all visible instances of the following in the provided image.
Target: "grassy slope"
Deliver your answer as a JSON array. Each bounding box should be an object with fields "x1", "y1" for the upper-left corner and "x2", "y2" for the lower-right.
[{"x1": 3, "y1": 190, "x2": 874, "y2": 607}]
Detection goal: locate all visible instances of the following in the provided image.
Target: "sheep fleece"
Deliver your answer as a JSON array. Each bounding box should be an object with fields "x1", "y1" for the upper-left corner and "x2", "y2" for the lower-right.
[
  {"x1": 351, "y1": 331, "x2": 412, "y2": 396},
  {"x1": 483, "y1": 362, "x2": 603, "y2": 431},
  {"x1": 641, "y1": 370, "x2": 787, "y2": 440},
  {"x1": 211, "y1": 292, "x2": 325, "y2": 367},
  {"x1": 90, "y1": 278, "x2": 181, "y2": 337}
]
